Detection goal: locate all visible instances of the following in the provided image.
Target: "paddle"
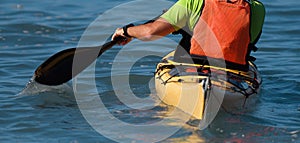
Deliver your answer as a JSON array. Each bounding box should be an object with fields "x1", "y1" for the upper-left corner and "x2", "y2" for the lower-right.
[
  {"x1": 33, "y1": 14, "x2": 162, "y2": 86},
  {"x1": 34, "y1": 37, "x2": 123, "y2": 86}
]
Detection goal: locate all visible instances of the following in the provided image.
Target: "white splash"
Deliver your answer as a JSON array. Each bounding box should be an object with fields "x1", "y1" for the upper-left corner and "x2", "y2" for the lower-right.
[{"x1": 18, "y1": 76, "x2": 73, "y2": 96}]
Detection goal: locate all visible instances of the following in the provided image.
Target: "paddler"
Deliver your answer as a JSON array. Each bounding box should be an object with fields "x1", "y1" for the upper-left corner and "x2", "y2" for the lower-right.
[{"x1": 112, "y1": 0, "x2": 265, "y2": 71}]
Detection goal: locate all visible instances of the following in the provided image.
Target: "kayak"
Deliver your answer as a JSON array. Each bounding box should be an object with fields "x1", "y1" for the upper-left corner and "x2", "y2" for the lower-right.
[{"x1": 154, "y1": 51, "x2": 262, "y2": 120}]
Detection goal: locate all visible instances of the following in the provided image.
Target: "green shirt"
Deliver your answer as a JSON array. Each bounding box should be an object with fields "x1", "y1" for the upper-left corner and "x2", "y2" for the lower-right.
[{"x1": 161, "y1": 0, "x2": 265, "y2": 43}]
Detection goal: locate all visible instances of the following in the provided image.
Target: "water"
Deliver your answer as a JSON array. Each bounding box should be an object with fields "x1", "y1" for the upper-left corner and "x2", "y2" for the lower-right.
[{"x1": 1, "y1": 0, "x2": 299, "y2": 142}]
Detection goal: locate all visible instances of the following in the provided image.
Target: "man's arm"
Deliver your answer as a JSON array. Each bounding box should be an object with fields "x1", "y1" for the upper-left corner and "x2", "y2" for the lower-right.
[
  {"x1": 128, "y1": 18, "x2": 175, "y2": 41},
  {"x1": 112, "y1": 18, "x2": 175, "y2": 45}
]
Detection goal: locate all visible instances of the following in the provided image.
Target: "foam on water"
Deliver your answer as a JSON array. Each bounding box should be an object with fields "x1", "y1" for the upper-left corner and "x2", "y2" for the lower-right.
[{"x1": 19, "y1": 77, "x2": 73, "y2": 96}]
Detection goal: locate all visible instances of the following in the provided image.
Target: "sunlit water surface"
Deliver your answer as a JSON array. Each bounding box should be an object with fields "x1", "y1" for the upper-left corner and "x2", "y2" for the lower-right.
[{"x1": 0, "y1": 0, "x2": 299, "y2": 142}]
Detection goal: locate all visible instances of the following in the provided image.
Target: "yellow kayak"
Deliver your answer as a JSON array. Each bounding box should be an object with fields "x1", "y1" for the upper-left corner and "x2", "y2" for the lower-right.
[{"x1": 155, "y1": 51, "x2": 262, "y2": 120}]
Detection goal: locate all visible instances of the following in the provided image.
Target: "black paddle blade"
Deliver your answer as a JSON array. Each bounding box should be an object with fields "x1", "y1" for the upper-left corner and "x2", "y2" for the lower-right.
[{"x1": 34, "y1": 40, "x2": 118, "y2": 86}]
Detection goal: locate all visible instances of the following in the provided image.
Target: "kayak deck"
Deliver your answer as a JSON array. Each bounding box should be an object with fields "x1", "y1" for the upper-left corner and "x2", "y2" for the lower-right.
[{"x1": 154, "y1": 51, "x2": 262, "y2": 120}]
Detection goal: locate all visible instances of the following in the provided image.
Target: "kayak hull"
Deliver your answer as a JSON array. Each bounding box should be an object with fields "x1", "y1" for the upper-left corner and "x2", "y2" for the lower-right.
[{"x1": 155, "y1": 51, "x2": 262, "y2": 119}]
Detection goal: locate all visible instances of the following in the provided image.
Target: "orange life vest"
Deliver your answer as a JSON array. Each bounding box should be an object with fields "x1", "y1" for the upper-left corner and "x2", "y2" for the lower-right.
[{"x1": 190, "y1": 0, "x2": 251, "y2": 66}]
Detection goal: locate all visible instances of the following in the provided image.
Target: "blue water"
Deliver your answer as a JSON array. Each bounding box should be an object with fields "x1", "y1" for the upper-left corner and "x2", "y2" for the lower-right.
[{"x1": 1, "y1": 0, "x2": 299, "y2": 142}]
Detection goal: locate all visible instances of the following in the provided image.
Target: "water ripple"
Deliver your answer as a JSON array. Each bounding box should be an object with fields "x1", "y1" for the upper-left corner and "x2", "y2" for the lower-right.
[{"x1": 0, "y1": 0, "x2": 299, "y2": 142}]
